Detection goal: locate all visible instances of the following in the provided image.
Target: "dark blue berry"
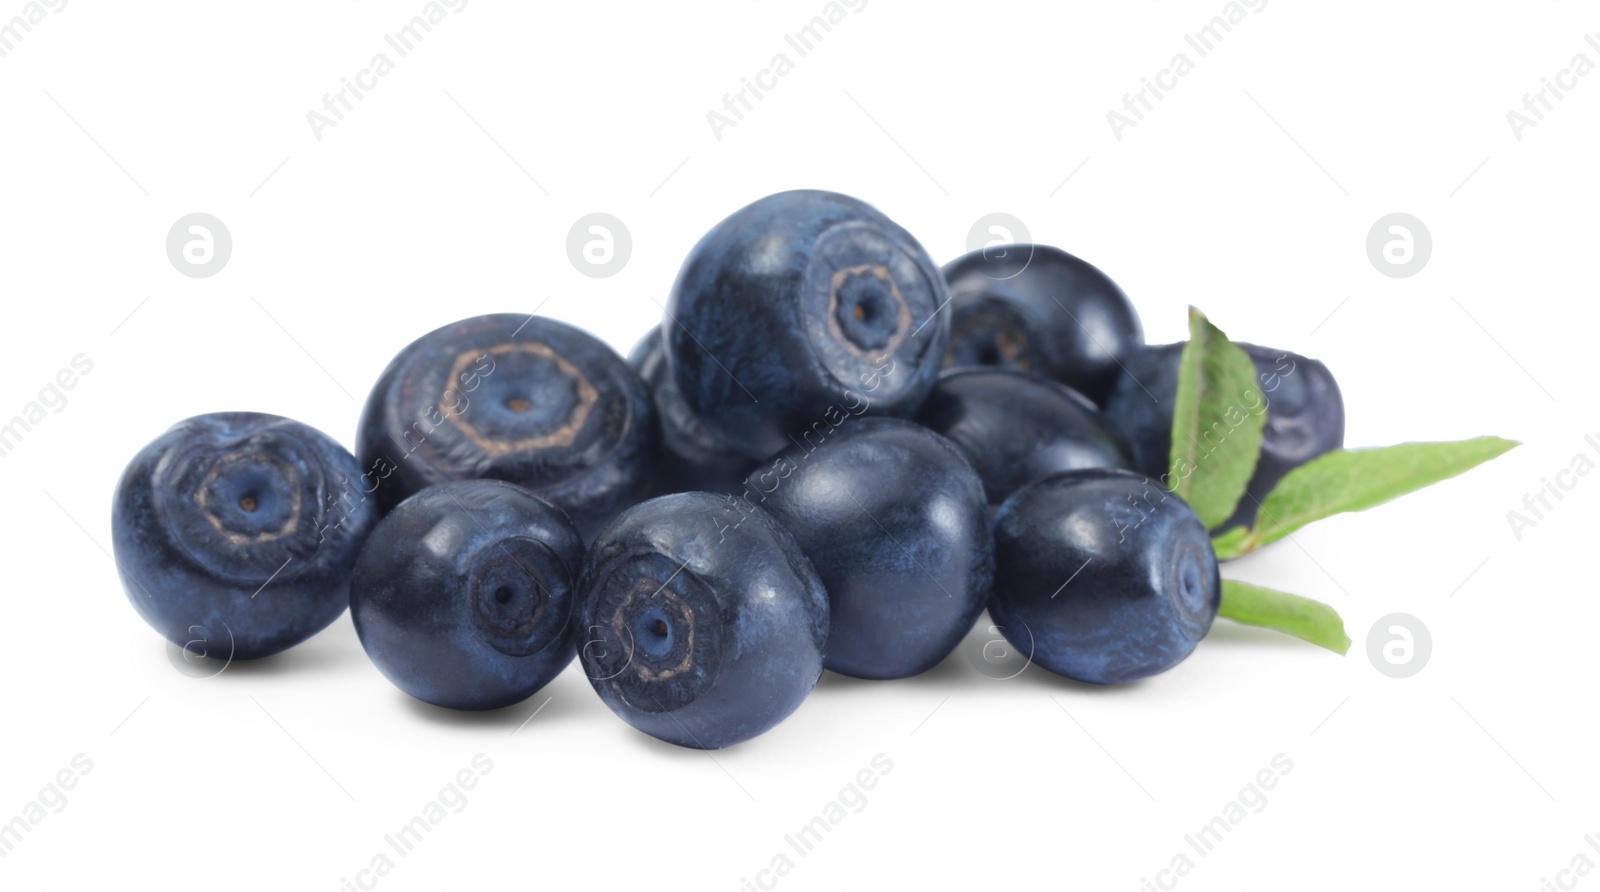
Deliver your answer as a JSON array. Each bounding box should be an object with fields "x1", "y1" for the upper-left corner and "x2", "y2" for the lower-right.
[
  {"x1": 756, "y1": 418, "x2": 991, "y2": 679},
  {"x1": 942, "y1": 244, "x2": 1144, "y2": 405},
  {"x1": 349, "y1": 480, "x2": 584, "y2": 711},
  {"x1": 990, "y1": 469, "x2": 1219, "y2": 685},
  {"x1": 915, "y1": 367, "x2": 1134, "y2": 506},
  {"x1": 1101, "y1": 342, "x2": 1345, "y2": 529},
  {"x1": 665, "y1": 190, "x2": 949, "y2": 459},
  {"x1": 626, "y1": 325, "x2": 753, "y2": 496},
  {"x1": 112, "y1": 412, "x2": 376, "y2": 660},
  {"x1": 577, "y1": 492, "x2": 827, "y2": 749},
  {"x1": 356, "y1": 313, "x2": 656, "y2": 541}
]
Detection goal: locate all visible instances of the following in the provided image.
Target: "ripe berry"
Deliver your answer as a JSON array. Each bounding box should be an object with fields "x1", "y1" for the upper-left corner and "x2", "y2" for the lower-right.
[
  {"x1": 577, "y1": 492, "x2": 827, "y2": 749},
  {"x1": 1102, "y1": 342, "x2": 1344, "y2": 529},
  {"x1": 627, "y1": 325, "x2": 753, "y2": 496},
  {"x1": 915, "y1": 367, "x2": 1133, "y2": 506},
  {"x1": 757, "y1": 418, "x2": 992, "y2": 679},
  {"x1": 665, "y1": 190, "x2": 948, "y2": 459},
  {"x1": 942, "y1": 244, "x2": 1143, "y2": 405},
  {"x1": 112, "y1": 412, "x2": 375, "y2": 660},
  {"x1": 989, "y1": 469, "x2": 1220, "y2": 685},
  {"x1": 356, "y1": 313, "x2": 655, "y2": 541},
  {"x1": 350, "y1": 480, "x2": 584, "y2": 711}
]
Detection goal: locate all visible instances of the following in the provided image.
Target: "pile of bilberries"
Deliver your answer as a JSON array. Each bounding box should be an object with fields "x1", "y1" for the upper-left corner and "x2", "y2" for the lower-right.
[{"x1": 112, "y1": 190, "x2": 1513, "y2": 749}]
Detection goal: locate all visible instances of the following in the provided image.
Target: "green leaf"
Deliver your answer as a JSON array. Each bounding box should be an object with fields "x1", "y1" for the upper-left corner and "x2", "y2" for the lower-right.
[
  {"x1": 1217, "y1": 580, "x2": 1349, "y2": 654},
  {"x1": 1214, "y1": 436, "x2": 1520, "y2": 558},
  {"x1": 1167, "y1": 307, "x2": 1268, "y2": 529}
]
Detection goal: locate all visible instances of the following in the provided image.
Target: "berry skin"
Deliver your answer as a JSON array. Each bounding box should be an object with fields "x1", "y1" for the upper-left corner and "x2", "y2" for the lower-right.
[
  {"x1": 111, "y1": 412, "x2": 376, "y2": 660},
  {"x1": 915, "y1": 367, "x2": 1134, "y2": 507},
  {"x1": 665, "y1": 190, "x2": 949, "y2": 459},
  {"x1": 1101, "y1": 342, "x2": 1345, "y2": 529},
  {"x1": 577, "y1": 492, "x2": 828, "y2": 749},
  {"x1": 626, "y1": 325, "x2": 754, "y2": 496},
  {"x1": 756, "y1": 418, "x2": 992, "y2": 679},
  {"x1": 356, "y1": 313, "x2": 656, "y2": 542},
  {"x1": 941, "y1": 244, "x2": 1144, "y2": 405},
  {"x1": 349, "y1": 480, "x2": 584, "y2": 711},
  {"x1": 989, "y1": 469, "x2": 1220, "y2": 685}
]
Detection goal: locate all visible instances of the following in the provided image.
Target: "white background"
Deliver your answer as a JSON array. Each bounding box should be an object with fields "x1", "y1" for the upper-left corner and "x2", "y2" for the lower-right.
[{"x1": 2, "y1": 1, "x2": 1597, "y2": 889}]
